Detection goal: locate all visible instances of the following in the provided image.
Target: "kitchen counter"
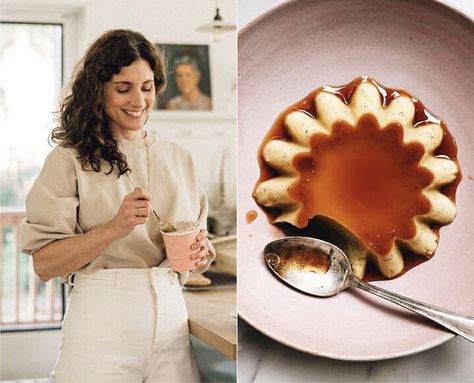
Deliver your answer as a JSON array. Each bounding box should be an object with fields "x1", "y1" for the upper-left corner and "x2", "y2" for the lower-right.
[{"x1": 184, "y1": 287, "x2": 237, "y2": 360}]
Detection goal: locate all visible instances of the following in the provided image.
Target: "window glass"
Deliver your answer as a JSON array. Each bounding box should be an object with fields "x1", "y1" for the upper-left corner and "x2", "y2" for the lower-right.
[
  {"x1": 1, "y1": 22, "x2": 63, "y2": 327},
  {"x1": 0, "y1": 22, "x2": 62, "y2": 207}
]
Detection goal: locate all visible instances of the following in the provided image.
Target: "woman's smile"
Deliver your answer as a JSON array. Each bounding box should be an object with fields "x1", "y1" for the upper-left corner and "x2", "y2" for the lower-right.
[{"x1": 123, "y1": 108, "x2": 146, "y2": 117}]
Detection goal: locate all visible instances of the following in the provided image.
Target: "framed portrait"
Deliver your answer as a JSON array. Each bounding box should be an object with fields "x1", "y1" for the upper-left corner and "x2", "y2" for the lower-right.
[{"x1": 155, "y1": 43, "x2": 212, "y2": 111}]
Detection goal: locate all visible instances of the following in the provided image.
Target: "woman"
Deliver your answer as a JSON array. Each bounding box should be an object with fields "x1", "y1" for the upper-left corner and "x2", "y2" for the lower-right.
[{"x1": 20, "y1": 29, "x2": 214, "y2": 382}]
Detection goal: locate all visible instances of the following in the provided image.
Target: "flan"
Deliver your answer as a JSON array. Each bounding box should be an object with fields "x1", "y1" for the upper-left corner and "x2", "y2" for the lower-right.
[{"x1": 253, "y1": 77, "x2": 461, "y2": 280}]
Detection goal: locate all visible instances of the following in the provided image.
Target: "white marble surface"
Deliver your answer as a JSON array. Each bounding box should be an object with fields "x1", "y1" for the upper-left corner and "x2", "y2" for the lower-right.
[
  {"x1": 238, "y1": 319, "x2": 474, "y2": 382},
  {"x1": 237, "y1": 0, "x2": 474, "y2": 382}
]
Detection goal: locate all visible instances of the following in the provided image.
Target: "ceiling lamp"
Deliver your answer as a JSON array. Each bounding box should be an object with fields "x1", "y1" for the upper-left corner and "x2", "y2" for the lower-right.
[{"x1": 197, "y1": 6, "x2": 236, "y2": 42}]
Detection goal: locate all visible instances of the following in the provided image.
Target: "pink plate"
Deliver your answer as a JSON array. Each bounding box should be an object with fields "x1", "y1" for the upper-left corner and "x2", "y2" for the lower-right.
[{"x1": 238, "y1": 0, "x2": 474, "y2": 360}]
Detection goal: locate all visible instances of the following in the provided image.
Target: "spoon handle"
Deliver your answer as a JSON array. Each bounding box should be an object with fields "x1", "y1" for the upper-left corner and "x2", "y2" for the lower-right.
[{"x1": 351, "y1": 277, "x2": 474, "y2": 343}]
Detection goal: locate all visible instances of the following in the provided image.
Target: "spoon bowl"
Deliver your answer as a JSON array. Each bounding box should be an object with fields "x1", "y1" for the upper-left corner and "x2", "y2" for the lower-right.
[
  {"x1": 151, "y1": 209, "x2": 176, "y2": 232},
  {"x1": 264, "y1": 236, "x2": 474, "y2": 343},
  {"x1": 264, "y1": 237, "x2": 351, "y2": 297}
]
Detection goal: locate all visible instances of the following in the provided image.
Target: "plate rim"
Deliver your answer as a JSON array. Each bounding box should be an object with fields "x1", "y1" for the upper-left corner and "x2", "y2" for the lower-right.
[
  {"x1": 238, "y1": 0, "x2": 474, "y2": 39},
  {"x1": 238, "y1": 311, "x2": 455, "y2": 361}
]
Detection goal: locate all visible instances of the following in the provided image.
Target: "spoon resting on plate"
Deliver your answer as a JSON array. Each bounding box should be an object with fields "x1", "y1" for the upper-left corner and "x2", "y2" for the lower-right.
[{"x1": 264, "y1": 236, "x2": 474, "y2": 343}]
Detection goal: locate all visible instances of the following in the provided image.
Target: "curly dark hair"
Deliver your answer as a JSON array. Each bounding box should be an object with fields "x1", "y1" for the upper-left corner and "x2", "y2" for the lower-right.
[{"x1": 51, "y1": 29, "x2": 167, "y2": 176}]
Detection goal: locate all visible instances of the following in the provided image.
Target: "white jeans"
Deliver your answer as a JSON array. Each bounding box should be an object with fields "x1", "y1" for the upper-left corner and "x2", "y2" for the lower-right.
[{"x1": 51, "y1": 267, "x2": 200, "y2": 382}]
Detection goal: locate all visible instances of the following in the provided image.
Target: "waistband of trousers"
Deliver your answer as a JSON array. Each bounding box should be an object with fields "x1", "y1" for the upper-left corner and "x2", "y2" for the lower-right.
[{"x1": 71, "y1": 267, "x2": 175, "y2": 287}]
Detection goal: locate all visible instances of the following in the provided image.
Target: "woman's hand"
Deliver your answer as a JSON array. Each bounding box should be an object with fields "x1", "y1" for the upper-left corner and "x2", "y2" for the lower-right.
[
  {"x1": 107, "y1": 188, "x2": 152, "y2": 238},
  {"x1": 190, "y1": 229, "x2": 209, "y2": 268}
]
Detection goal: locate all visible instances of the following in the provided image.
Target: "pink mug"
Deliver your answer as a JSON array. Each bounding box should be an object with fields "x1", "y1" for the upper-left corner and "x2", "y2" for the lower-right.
[{"x1": 161, "y1": 227, "x2": 201, "y2": 272}]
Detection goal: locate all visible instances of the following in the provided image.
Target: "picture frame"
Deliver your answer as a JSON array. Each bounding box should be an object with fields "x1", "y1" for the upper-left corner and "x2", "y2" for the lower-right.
[{"x1": 155, "y1": 43, "x2": 212, "y2": 111}]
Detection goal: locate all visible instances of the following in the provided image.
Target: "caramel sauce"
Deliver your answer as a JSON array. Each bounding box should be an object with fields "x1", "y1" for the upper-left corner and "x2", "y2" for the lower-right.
[
  {"x1": 364, "y1": 250, "x2": 428, "y2": 282},
  {"x1": 275, "y1": 246, "x2": 330, "y2": 275},
  {"x1": 291, "y1": 115, "x2": 433, "y2": 256},
  {"x1": 254, "y1": 77, "x2": 461, "y2": 280},
  {"x1": 246, "y1": 210, "x2": 258, "y2": 224}
]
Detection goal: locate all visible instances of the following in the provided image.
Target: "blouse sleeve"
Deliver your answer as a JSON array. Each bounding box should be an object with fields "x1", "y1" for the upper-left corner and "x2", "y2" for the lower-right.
[{"x1": 20, "y1": 147, "x2": 83, "y2": 254}]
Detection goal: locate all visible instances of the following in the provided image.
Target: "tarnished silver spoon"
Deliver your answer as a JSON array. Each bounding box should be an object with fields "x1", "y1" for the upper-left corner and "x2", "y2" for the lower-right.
[{"x1": 264, "y1": 236, "x2": 474, "y2": 343}]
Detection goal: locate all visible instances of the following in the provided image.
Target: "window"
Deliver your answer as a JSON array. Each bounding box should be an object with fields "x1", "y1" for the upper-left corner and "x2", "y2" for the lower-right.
[{"x1": 1, "y1": 22, "x2": 64, "y2": 330}]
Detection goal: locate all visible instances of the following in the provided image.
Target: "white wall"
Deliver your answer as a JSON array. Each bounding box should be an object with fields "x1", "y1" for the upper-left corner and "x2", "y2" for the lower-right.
[
  {"x1": 1, "y1": 0, "x2": 236, "y2": 379},
  {"x1": 76, "y1": 0, "x2": 237, "y2": 117}
]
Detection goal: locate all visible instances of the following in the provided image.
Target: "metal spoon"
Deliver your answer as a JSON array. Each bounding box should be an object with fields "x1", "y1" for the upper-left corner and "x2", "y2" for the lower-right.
[
  {"x1": 151, "y1": 208, "x2": 176, "y2": 233},
  {"x1": 264, "y1": 236, "x2": 474, "y2": 343}
]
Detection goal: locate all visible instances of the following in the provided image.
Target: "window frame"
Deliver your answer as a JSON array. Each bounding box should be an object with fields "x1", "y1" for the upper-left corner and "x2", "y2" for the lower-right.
[
  {"x1": 1, "y1": 3, "x2": 83, "y2": 84},
  {"x1": 1, "y1": 5, "x2": 82, "y2": 333}
]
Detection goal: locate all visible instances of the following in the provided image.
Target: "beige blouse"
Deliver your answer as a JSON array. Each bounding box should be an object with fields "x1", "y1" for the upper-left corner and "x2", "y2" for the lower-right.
[{"x1": 20, "y1": 133, "x2": 215, "y2": 283}]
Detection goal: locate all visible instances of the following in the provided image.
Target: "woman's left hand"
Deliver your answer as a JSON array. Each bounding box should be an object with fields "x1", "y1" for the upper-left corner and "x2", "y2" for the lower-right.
[{"x1": 190, "y1": 229, "x2": 209, "y2": 268}]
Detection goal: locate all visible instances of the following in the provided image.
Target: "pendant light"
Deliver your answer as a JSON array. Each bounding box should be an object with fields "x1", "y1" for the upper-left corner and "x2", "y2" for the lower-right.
[{"x1": 197, "y1": 2, "x2": 236, "y2": 42}]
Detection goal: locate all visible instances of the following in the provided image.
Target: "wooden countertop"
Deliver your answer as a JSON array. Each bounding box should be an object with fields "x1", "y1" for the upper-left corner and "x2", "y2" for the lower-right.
[{"x1": 184, "y1": 287, "x2": 237, "y2": 360}]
